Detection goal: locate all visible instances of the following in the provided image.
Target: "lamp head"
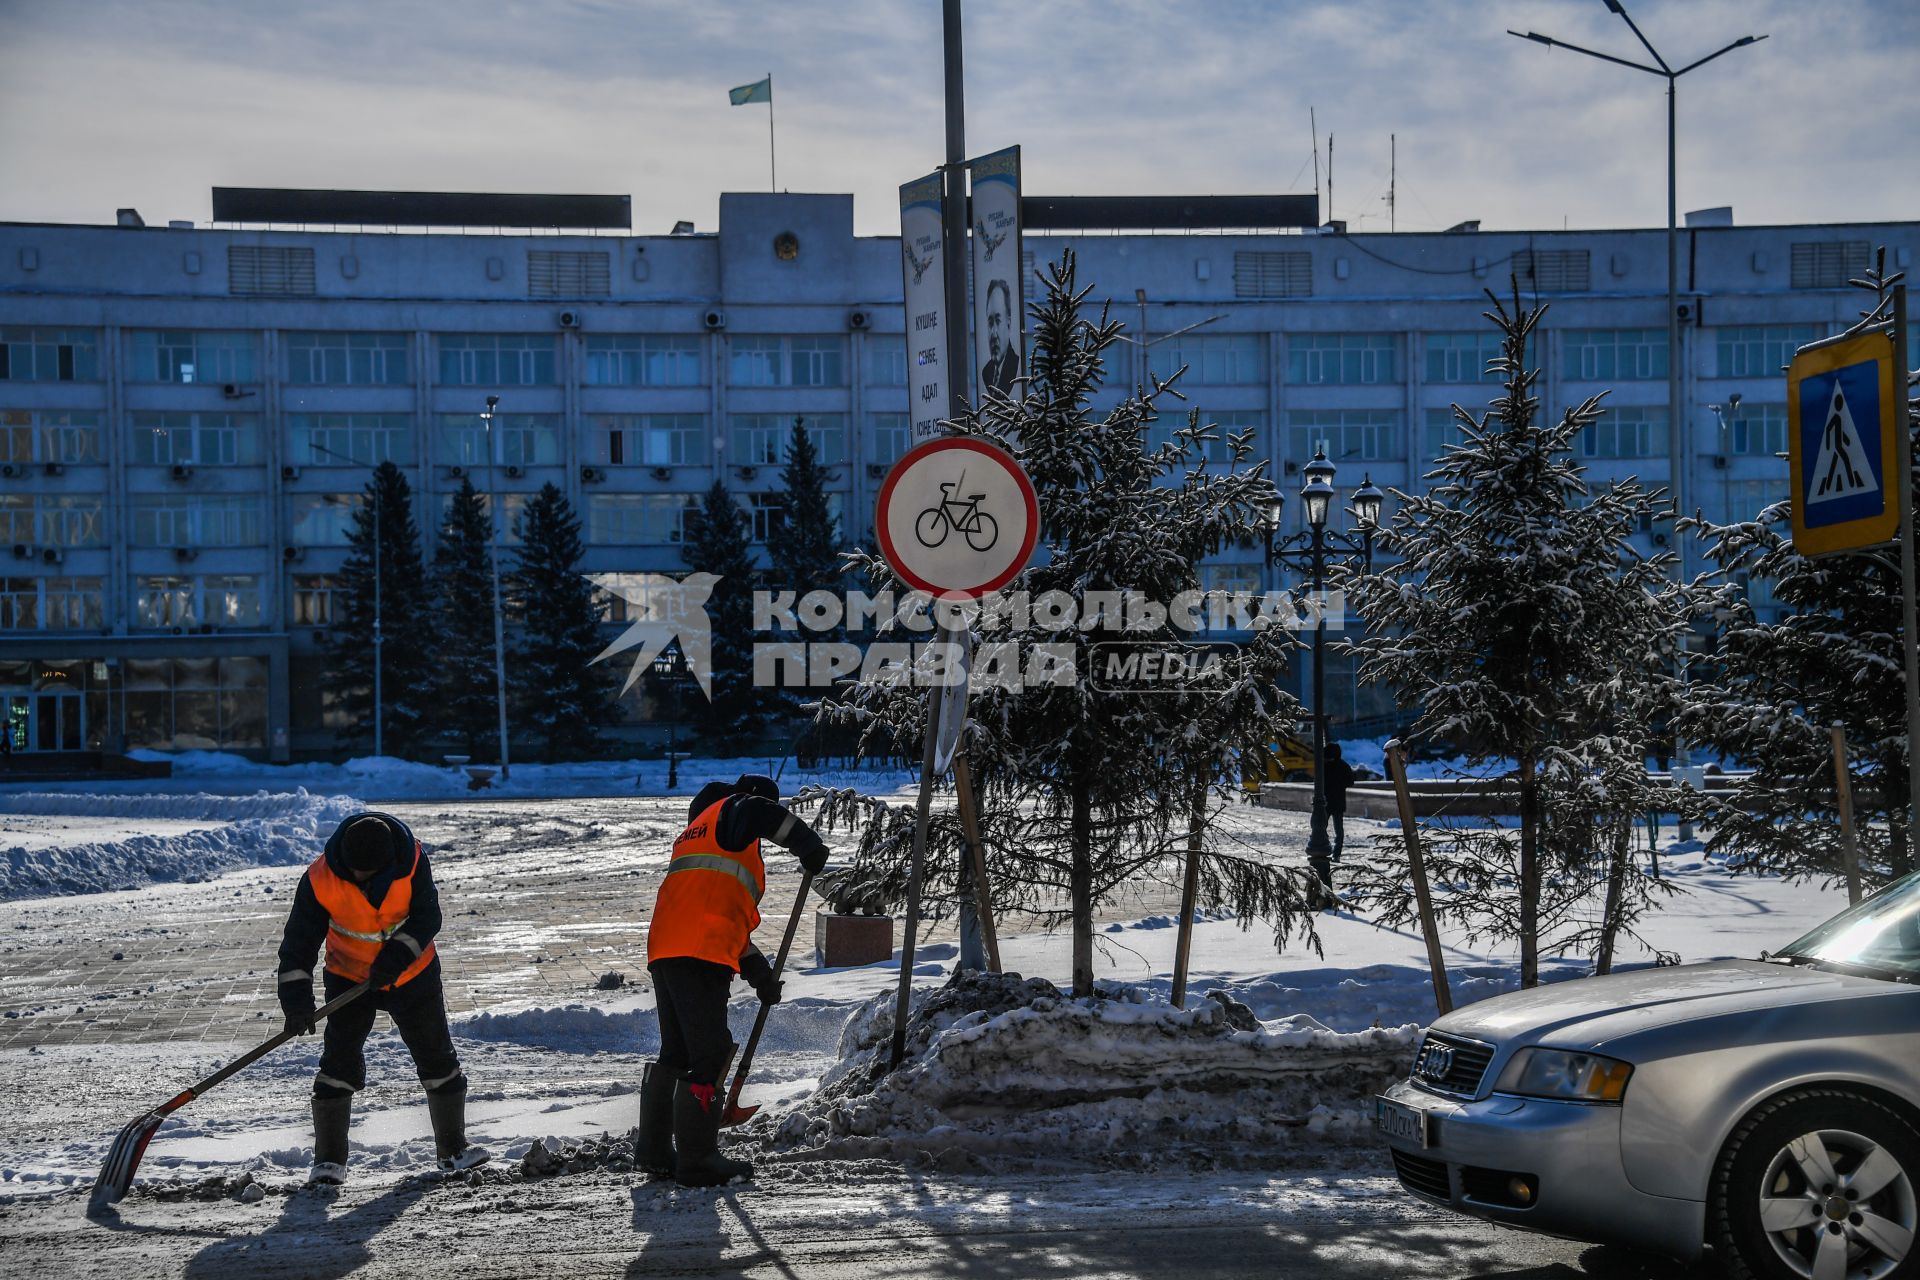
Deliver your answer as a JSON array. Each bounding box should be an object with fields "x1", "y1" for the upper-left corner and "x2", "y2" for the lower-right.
[
  {"x1": 1352, "y1": 475, "x2": 1385, "y2": 529},
  {"x1": 1265, "y1": 492, "x2": 1286, "y2": 531},
  {"x1": 1301, "y1": 447, "x2": 1335, "y2": 528}
]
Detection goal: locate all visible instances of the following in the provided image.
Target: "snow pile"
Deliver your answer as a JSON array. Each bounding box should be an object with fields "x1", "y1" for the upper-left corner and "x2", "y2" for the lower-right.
[
  {"x1": 759, "y1": 971, "x2": 1418, "y2": 1169},
  {"x1": 0, "y1": 789, "x2": 361, "y2": 900}
]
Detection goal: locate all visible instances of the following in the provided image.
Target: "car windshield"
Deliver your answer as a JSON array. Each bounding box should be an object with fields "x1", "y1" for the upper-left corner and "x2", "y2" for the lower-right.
[{"x1": 1773, "y1": 871, "x2": 1920, "y2": 981}]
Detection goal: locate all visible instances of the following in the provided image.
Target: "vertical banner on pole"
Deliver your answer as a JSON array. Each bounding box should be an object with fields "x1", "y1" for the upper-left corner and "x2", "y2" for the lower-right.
[
  {"x1": 900, "y1": 173, "x2": 950, "y2": 445},
  {"x1": 968, "y1": 145, "x2": 1023, "y2": 404}
]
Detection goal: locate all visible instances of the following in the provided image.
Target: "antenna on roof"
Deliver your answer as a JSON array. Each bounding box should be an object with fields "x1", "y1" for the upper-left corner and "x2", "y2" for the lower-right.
[
  {"x1": 1310, "y1": 108, "x2": 1321, "y2": 215},
  {"x1": 1327, "y1": 133, "x2": 1334, "y2": 227},
  {"x1": 1387, "y1": 133, "x2": 1396, "y2": 234}
]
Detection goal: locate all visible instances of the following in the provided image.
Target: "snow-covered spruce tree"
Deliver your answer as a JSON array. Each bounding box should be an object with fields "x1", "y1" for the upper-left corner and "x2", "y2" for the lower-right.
[
  {"x1": 681, "y1": 477, "x2": 767, "y2": 747},
  {"x1": 326, "y1": 461, "x2": 437, "y2": 757},
  {"x1": 810, "y1": 250, "x2": 1318, "y2": 998},
  {"x1": 505, "y1": 483, "x2": 618, "y2": 762},
  {"x1": 1342, "y1": 284, "x2": 1685, "y2": 987},
  {"x1": 1678, "y1": 257, "x2": 1917, "y2": 884},
  {"x1": 432, "y1": 476, "x2": 501, "y2": 758}
]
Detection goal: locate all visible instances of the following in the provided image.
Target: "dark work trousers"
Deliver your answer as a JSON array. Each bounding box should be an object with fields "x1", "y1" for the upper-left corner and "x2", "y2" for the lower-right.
[
  {"x1": 1331, "y1": 810, "x2": 1346, "y2": 859},
  {"x1": 316, "y1": 959, "x2": 463, "y2": 1099},
  {"x1": 650, "y1": 956, "x2": 736, "y2": 1085}
]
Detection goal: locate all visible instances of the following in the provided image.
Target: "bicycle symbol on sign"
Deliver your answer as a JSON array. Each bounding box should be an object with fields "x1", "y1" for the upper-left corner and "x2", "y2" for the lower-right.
[{"x1": 913, "y1": 470, "x2": 1000, "y2": 553}]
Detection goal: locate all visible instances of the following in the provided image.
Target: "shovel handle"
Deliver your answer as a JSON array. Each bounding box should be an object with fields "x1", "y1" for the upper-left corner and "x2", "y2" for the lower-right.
[
  {"x1": 165, "y1": 979, "x2": 374, "y2": 1115},
  {"x1": 725, "y1": 870, "x2": 814, "y2": 1117}
]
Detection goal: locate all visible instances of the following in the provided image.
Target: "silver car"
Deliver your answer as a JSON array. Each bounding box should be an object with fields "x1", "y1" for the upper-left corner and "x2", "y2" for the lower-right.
[{"x1": 1376, "y1": 870, "x2": 1920, "y2": 1278}]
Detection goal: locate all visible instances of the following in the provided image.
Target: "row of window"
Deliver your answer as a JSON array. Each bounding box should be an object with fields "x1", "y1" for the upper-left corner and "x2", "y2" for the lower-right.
[{"x1": 6, "y1": 326, "x2": 1877, "y2": 389}]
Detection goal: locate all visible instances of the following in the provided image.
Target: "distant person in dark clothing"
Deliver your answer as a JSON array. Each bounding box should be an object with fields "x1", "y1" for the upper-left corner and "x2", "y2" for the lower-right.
[{"x1": 1323, "y1": 742, "x2": 1356, "y2": 858}]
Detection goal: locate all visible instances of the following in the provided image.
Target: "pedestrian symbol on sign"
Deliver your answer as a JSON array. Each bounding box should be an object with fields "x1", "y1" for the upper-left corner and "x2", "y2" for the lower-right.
[{"x1": 1809, "y1": 383, "x2": 1874, "y2": 503}]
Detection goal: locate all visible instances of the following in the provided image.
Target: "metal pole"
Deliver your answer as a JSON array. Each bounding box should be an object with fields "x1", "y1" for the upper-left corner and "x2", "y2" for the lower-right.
[
  {"x1": 1894, "y1": 282, "x2": 1920, "y2": 870},
  {"x1": 938, "y1": 0, "x2": 985, "y2": 972},
  {"x1": 1306, "y1": 523, "x2": 1333, "y2": 901},
  {"x1": 372, "y1": 495, "x2": 382, "y2": 759},
  {"x1": 1666, "y1": 75, "x2": 1697, "y2": 835},
  {"x1": 485, "y1": 396, "x2": 511, "y2": 779},
  {"x1": 952, "y1": 751, "x2": 1001, "y2": 973},
  {"x1": 766, "y1": 71, "x2": 776, "y2": 192}
]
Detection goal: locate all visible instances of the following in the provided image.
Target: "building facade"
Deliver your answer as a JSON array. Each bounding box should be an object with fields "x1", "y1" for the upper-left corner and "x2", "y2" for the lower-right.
[{"x1": 1, "y1": 193, "x2": 1913, "y2": 757}]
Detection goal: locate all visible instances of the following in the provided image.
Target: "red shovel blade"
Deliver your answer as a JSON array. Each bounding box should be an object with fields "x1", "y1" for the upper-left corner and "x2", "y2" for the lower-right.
[
  {"x1": 718, "y1": 1101, "x2": 759, "y2": 1129},
  {"x1": 91, "y1": 1108, "x2": 168, "y2": 1211}
]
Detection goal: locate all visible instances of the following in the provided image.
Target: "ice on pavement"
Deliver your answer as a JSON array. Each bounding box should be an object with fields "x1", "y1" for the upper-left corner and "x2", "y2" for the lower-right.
[{"x1": 0, "y1": 789, "x2": 360, "y2": 901}]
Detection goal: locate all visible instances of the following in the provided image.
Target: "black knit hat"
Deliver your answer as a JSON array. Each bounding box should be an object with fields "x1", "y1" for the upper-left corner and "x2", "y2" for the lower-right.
[
  {"x1": 733, "y1": 773, "x2": 779, "y2": 803},
  {"x1": 342, "y1": 815, "x2": 394, "y2": 874}
]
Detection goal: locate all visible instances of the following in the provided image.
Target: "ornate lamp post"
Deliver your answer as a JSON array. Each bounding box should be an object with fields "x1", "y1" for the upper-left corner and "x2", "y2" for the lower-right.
[
  {"x1": 652, "y1": 641, "x2": 686, "y2": 790},
  {"x1": 1264, "y1": 446, "x2": 1383, "y2": 906}
]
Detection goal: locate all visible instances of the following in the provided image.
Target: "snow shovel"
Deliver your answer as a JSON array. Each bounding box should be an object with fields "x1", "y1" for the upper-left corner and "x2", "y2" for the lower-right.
[
  {"x1": 90, "y1": 979, "x2": 373, "y2": 1210},
  {"x1": 721, "y1": 869, "x2": 814, "y2": 1128}
]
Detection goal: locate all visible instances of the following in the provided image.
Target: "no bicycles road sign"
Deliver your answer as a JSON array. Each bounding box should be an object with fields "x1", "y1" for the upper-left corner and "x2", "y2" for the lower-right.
[{"x1": 876, "y1": 437, "x2": 1037, "y2": 600}]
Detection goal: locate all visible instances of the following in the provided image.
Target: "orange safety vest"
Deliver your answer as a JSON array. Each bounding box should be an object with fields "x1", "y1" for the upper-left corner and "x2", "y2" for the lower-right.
[
  {"x1": 308, "y1": 842, "x2": 437, "y2": 989},
  {"x1": 647, "y1": 798, "x2": 765, "y2": 970}
]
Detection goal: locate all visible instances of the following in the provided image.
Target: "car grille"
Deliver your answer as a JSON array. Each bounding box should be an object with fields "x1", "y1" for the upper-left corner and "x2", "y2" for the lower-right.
[
  {"x1": 1410, "y1": 1031, "x2": 1496, "y2": 1098},
  {"x1": 1391, "y1": 1149, "x2": 1451, "y2": 1201}
]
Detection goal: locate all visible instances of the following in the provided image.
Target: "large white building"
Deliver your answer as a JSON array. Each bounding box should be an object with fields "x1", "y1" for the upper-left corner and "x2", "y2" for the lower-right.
[{"x1": 1, "y1": 191, "x2": 1913, "y2": 758}]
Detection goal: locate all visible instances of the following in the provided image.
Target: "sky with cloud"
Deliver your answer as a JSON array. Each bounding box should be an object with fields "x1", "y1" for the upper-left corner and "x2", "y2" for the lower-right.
[{"x1": 1, "y1": 0, "x2": 1913, "y2": 237}]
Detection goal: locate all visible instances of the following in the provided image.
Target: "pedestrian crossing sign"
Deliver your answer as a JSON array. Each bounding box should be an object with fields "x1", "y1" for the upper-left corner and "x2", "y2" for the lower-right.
[{"x1": 1788, "y1": 330, "x2": 1902, "y2": 557}]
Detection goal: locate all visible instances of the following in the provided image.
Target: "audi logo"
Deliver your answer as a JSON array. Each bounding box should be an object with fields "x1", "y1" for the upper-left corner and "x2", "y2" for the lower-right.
[{"x1": 1417, "y1": 1041, "x2": 1456, "y2": 1080}]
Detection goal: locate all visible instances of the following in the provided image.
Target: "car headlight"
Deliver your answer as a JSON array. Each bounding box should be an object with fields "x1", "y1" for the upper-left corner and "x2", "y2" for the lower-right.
[{"x1": 1494, "y1": 1047, "x2": 1633, "y2": 1103}]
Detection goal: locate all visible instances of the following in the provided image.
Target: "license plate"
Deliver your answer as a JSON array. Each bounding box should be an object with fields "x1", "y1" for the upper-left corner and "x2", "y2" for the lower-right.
[{"x1": 1374, "y1": 1095, "x2": 1431, "y2": 1148}]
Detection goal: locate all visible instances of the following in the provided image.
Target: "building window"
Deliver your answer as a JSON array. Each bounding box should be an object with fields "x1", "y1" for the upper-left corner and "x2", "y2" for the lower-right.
[
  {"x1": 288, "y1": 494, "x2": 361, "y2": 547},
  {"x1": 1579, "y1": 406, "x2": 1669, "y2": 458},
  {"x1": 286, "y1": 413, "x2": 416, "y2": 467},
  {"x1": 1726, "y1": 403, "x2": 1788, "y2": 457},
  {"x1": 739, "y1": 492, "x2": 784, "y2": 544},
  {"x1": 122, "y1": 655, "x2": 267, "y2": 750},
  {"x1": 866, "y1": 335, "x2": 908, "y2": 386},
  {"x1": 1423, "y1": 332, "x2": 1507, "y2": 384},
  {"x1": 435, "y1": 334, "x2": 558, "y2": 386},
  {"x1": 1287, "y1": 409, "x2": 1406, "y2": 465},
  {"x1": 587, "y1": 493, "x2": 702, "y2": 545},
  {"x1": 129, "y1": 412, "x2": 264, "y2": 465},
  {"x1": 1562, "y1": 328, "x2": 1667, "y2": 381},
  {"x1": 1200, "y1": 562, "x2": 1263, "y2": 595},
  {"x1": 729, "y1": 414, "x2": 848, "y2": 466},
  {"x1": 1286, "y1": 333, "x2": 1399, "y2": 385},
  {"x1": 0, "y1": 577, "x2": 103, "y2": 631},
  {"x1": 1715, "y1": 325, "x2": 1826, "y2": 378},
  {"x1": 0, "y1": 495, "x2": 105, "y2": 547},
  {"x1": 590, "y1": 414, "x2": 706, "y2": 467},
  {"x1": 463, "y1": 492, "x2": 531, "y2": 546},
  {"x1": 291, "y1": 574, "x2": 338, "y2": 626},
  {"x1": 583, "y1": 335, "x2": 702, "y2": 386},
  {"x1": 728, "y1": 335, "x2": 848, "y2": 387},
  {"x1": 0, "y1": 328, "x2": 100, "y2": 382},
  {"x1": 436, "y1": 413, "x2": 563, "y2": 467},
  {"x1": 0, "y1": 410, "x2": 102, "y2": 464},
  {"x1": 129, "y1": 330, "x2": 260, "y2": 384},
  {"x1": 1716, "y1": 479, "x2": 1789, "y2": 525},
  {"x1": 142, "y1": 575, "x2": 265, "y2": 628},
  {"x1": 1148, "y1": 333, "x2": 1265, "y2": 385},
  {"x1": 129, "y1": 495, "x2": 264, "y2": 547},
  {"x1": 1423, "y1": 406, "x2": 1483, "y2": 461},
  {"x1": 283, "y1": 332, "x2": 410, "y2": 385},
  {"x1": 867, "y1": 414, "x2": 911, "y2": 466}
]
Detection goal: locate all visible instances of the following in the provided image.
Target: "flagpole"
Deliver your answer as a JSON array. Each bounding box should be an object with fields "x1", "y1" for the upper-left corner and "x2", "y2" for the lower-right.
[{"x1": 766, "y1": 71, "x2": 776, "y2": 192}]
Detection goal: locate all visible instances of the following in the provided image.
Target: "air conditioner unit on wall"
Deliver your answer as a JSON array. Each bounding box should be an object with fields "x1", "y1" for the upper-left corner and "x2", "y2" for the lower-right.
[
  {"x1": 170, "y1": 463, "x2": 194, "y2": 481},
  {"x1": 282, "y1": 464, "x2": 302, "y2": 481},
  {"x1": 505, "y1": 464, "x2": 525, "y2": 479},
  {"x1": 558, "y1": 309, "x2": 583, "y2": 329},
  {"x1": 40, "y1": 547, "x2": 63, "y2": 565},
  {"x1": 848, "y1": 309, "x2": 871, "y2": 331},
  {"x1": 703, "y1": 309, "x2": 727, "y2": 330},
  {"x1": 581, "y1": 465, "x2": 606, "y2": 483},
  {"x1": 650, "y1": 466, "x2": 673, "y2": 482}
]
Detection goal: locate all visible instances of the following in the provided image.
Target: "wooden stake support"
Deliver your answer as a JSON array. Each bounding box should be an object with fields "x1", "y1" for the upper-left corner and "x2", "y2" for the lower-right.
[
  {"x1": 1831, "y1": 723, "x2": 1863, "y2": 906},
  {"x1": 1387, "y1": 739, "x2": 1452, "y2": 1015}
]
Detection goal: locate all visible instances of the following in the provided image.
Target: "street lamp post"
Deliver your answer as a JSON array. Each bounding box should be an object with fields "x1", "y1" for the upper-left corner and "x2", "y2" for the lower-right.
[
  {"x1": 307, "y1": 440, "x2": 382, "y2": 757},
  {"x1": 482, "y1": 395, "x2": 511, "y2": 779},
  {"x1": 1509, "y1": 3, "x2": 1766, "y2": 557},
  {"x1": 1264, "y1": 447, "x2": 1383, "y2": 907},
  {"x1": 652, "y1": 642, "x2": 685, "y2": 790}
]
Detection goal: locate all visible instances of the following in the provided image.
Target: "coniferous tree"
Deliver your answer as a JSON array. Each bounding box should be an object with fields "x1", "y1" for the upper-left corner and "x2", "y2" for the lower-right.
[
  {"x1": 766, "y1": 416, "x2": 844, "y2": 637},
  {"x1": 506, "y1": 483, "x2": 618, "y2": 762},
  {"x1": 433, "y1": 477, "x2": 500, "y2": 758},
  {"x1": 1343, "y1": 284, "x2": 1685, "y2": 987},
  {"x1": 682, "y1": 477, "x2": 766, "y2": 745},
  {"x1": 810, "y1": 251, "x2": 1317, "y2": 998},
  {"x1": 1680, "y1": 258, "x2": 1917, "y2": 885},
  {"x1": 326, "y1": 461, "x2": 436, "y2": 758}
]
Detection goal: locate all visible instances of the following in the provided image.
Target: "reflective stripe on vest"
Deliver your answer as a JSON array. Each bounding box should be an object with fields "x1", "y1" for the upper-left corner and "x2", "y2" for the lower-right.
[
  {"x1": 664, "y1": 853, "x2": 767, "y2": 904},
  {"x1": 308, "y1": 842, "x2": 437, "y2": 988},
  {"x1": 646, "y1": 798, "x2": 765, "y2": 971}
]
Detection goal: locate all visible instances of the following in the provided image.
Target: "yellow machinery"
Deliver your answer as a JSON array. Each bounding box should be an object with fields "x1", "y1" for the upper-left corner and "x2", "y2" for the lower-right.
[{"x1": 1241, "y1": 734, "x2": 1314, "y2": 792}]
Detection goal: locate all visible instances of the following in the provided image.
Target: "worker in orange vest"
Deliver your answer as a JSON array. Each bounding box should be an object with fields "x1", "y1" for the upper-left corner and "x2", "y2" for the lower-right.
[
  {"x1": 639, "y1": 774, "x2": 828, "y2": 1187},
  {"x1": 276, "y1": 811, "x2": 489, "y2": 1186}
]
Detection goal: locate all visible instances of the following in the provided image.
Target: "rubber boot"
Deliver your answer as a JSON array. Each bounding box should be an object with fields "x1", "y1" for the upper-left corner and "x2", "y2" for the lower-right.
[
  {"x1": 309, "y1": 1094, "x2": 351, "y2": 1186},
  {"x1": 671, "y1": 1078, "x2": 752, "y2": 1188},
  {"x1": 635, "y1": 1062, "x2": 676, "y2": 1177},
  {"x1": 426, "y1": 1082, "x2": 492, "y2": 1174}
]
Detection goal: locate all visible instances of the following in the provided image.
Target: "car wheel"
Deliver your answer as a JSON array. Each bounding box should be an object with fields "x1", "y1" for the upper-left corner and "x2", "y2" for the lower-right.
[{"x1": 1709, "y1": 1087, "x2": 1919, "y2": 1280}]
